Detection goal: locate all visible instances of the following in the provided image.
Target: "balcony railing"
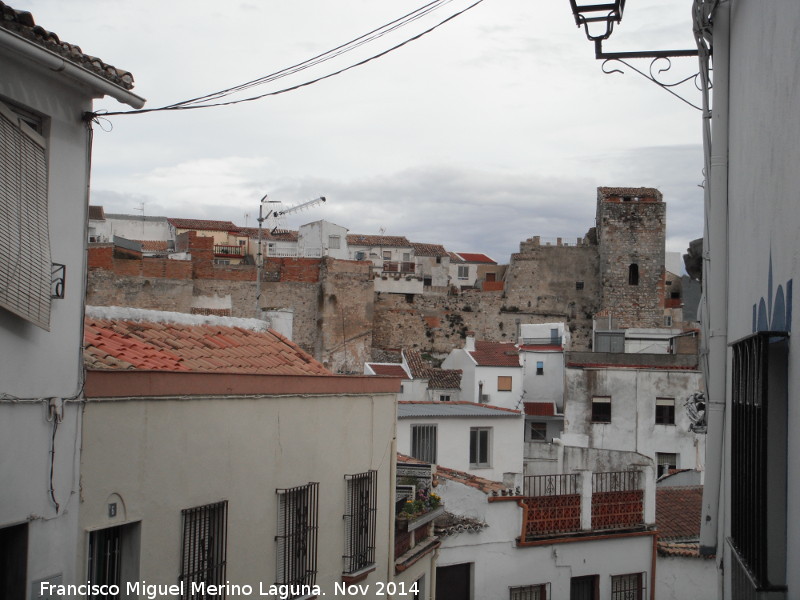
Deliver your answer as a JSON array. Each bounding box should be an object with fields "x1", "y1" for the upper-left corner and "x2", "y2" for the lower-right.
[
  {"x1": 383, "y1": 261, "x2": 416, "y2": 274},
  {"x1": 214, "y1": 245, "x2": 244, "y2": 257},
  {"x1": 521, "y1": 336, "x2": 563, "y2": 346},
  {"x1": 266, "y1": 247, "x2": 298, "y2": 258},
  {"x1": 591, "y1": 471, "x2": 644, "y2": 531},
  {"x1": 519, "y1": 470, "x2": 646, "y2": 542}
]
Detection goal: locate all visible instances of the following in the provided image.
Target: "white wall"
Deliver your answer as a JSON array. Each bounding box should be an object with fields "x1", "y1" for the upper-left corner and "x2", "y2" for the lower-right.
[
  {"x1": 102, "y1": 216, "x2": 171, "y2": 242},
  {"x1": 80, "y1": 392, "x2": 397, "y2": 594},
  {"x1": 437, "y1": 478, "x2": 656, "y2": 600},
  {"x1": 562, "y1": 367, "x2": 706, "y2": 476},
  {"x1": 520, "y1": 350, "x2": 565, "y2": 410},
  {"x1": 723, "y1": 2, "x2": 800, "y2": 595},
  {"x1": 397, "y1": 416, "x2": 524, "y2": 483},
  {"x1": 656, "y1": 555, "x2": 717, "y2": 600},
  {"x1": 298, "y1": 220, "x2": 349, "y2": 260}
]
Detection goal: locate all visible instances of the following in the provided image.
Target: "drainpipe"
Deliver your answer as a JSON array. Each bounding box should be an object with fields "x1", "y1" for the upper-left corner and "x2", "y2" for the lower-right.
[
  {"x1": 698, "y1": 0, "x2": 730, "y2": 561},
  {"x1": 0, "y1": 28, "x2": 145, "y2": 109}
]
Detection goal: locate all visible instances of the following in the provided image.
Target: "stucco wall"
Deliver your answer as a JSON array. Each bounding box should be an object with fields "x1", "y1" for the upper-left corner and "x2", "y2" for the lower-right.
[
  {"x1": 80, "y1": 392, "x2": 397, "y2": 593},
  {"x1": 562, "y1": 366, "x2": 705, "y2": 474},
  {"x1": 397, "y1": 416, "x2": 524, "y2": 482},
  {"x1": 656, "y1": 555, "x2": 717, "y2": 600}
]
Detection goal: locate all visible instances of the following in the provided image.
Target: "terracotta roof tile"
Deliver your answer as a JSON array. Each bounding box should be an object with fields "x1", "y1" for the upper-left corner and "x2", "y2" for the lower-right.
[
  {"x1": 410, "y1": 242, "x2": 448, "y2": 257},
  {"x1": 656, "y1": 485, "x2": 703, "y2": 541},
  {"x1": 470, "y1": 340, "x2": 520, "y2": 367},
  {"x1": 0, "y1": 3, "x2": 135, "y2": 89},
  {"x1": 403, "y1": 349, "x2": 429, "y2": 379},
  {"x1": 436, "y1": 464, "x2": 507, "y2": 495},
  {"x1": 88, "y1": 205, "x2": 105, "y2": 220},
  {"x1": 84, "y1": 316, "x2": 330, "y2": 376},
  {"x1": 426, "y1": 368, "x2": 461, "y2": 390},
  {"x1": 367, "y1": 363, "x2": 409, "y2": 378},
  {"x1": 347, "y1": 234, "x2": 411, "y2": 248},
  {"x1": 454, "y1": 252, "x2": 495, "y2": 264},
  {"x1": 237, "y1": 227, "x2": 299, "y2": 242},
  {"x1": 135, "y1": 240, "x2": 169, "y2": 252},
  {"x1": 168, "y1": 218, "x2": 240, "y2": 232}
]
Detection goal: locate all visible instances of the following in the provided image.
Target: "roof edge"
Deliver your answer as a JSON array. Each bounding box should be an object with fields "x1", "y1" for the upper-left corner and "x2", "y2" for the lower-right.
[{"x1": 85, "y1": 371, "x2": 401, "y2": 398}]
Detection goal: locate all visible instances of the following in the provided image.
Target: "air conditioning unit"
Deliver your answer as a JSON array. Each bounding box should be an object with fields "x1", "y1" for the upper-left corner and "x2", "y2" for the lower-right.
[
  {"x1": 480, "y1": 394, "x2": 490, "y2": 403},
  {"x1": 88, "y1": 235, "x2": 99, "y2": 243}
]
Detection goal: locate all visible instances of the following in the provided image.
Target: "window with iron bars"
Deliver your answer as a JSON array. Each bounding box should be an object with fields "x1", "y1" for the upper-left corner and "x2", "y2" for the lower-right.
[
  {"x1": 610, "y1": 572, "x2": 645, "y2": 600},
  {"x1": 509, "y1": 583, "x2": 549, "y2": 599},
  {"x1": 343, "y1": 471, "x2": 377, "y2": 575},
  {"x1": 411, "y1": 424, "x2": 437, "y2": 463},
  {"x1": 276, "y1": 483, "x2": 319, "y2": 595},
  {"x1": 179, "y1": 501, "x2": 228, "y2": 599},
  {"x1": 729, "y1": 332, "x2": 788, "y2": 592}
]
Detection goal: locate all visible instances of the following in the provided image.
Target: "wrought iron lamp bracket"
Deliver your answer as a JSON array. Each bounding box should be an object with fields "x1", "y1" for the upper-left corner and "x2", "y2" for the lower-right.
[{"x1": 594, "y1": 39, "x2": 707, "y2": 111}]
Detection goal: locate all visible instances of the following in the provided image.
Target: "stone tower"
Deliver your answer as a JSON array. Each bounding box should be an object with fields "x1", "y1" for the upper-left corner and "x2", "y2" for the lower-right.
[{"x1": 596, "y1": 187, "x2": 666, "y2": 329}]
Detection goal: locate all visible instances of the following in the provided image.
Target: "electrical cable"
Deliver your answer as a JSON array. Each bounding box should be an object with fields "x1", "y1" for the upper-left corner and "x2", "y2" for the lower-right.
[{"x1": 86, "y1": 0, "x2": 486, "y2": 120}]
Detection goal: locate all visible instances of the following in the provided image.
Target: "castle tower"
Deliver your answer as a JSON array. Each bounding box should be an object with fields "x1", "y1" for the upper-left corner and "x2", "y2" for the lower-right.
[{"x1": 596, "y1": 187, "x2": 666, "y2": 329}]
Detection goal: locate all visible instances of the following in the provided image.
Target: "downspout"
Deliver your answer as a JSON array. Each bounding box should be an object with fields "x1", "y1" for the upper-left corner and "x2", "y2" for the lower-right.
[
  {"x1": 696, "y1": 0, "x2": 730, "y2": 562},
  {"x1": 0, "y1": 28, "x2": 145, "y2": 109}
]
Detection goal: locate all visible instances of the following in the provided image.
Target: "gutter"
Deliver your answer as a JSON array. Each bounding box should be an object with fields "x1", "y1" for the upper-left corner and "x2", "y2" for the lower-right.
[
  {"x1": 697, "y1": 0, "x2": 730, "y2": 560},
  {"x1": 0, "y1": 28, "x2": 145, "y2": 109}
]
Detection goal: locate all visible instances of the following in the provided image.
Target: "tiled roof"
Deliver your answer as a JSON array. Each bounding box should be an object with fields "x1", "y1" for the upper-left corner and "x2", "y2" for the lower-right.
[
  {"x1": 84, "y1": 312, "x2": 330, "y2": 376},
  {"x1": 448, "y1": 252, "x2": 464, "y2": 264},
  {"x1": 566, "y1": 361, "x2": 697, "y2": 371},
  {"x1": 524, "y1": 402, "x2": 555, "y2": 416},
  {"x1": 168, "y1": 218, "x2": 240, "y2": 232},
  {"x1": 398, "y1": 401, "x2": 521, "y2": 418},
  {"x1": 657, "y1": 541, "x2": 707, "y2": 558},
  {"x1": 367, "y1": 363, "x2": 409, "y2": 378},
  {"x1": 519, "y1": 344, "x2": 563, "y2": 352},
  {"x1": 403, "y1": 349, "x2": 429, "y2": 379},
  {"x1": 470, "y1": 340, "x2": 520, "y2": 367},
  {"x1": 454, "y1": 252, "x2": 495, "y2": 264},
  {"x1": 656, "y1": 485, "x2": 703, "y2": 541},
  {"x1": 136, "y1": 240, "x2": 169, "y2": 252},
  {"x1": 237, "y1": 227, "x2": 299, "y2": 242},
  {"x1": 0, "y1": 2, "x2": 135, "y2": 89},
  {"x1": 436, "y1": 464, "x2": 507, "y2": 495},
  {"x1": 411, "y1": 242, "x2": 448, "y2": 257},
  {"x1": 427, "y1": 368, "x2": 461, "y2": 390},
  {"x1": 347, "y1": 234, "x2": 411, "y2": 248},
  {"x1": 88, "y1": 205, "x2": 105, "y2": 220}
]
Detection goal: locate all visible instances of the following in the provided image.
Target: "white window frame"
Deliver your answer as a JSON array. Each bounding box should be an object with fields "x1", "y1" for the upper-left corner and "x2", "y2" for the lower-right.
[
  {"x1": 457, "y1": 265, "x2": 469, "y2": 280},
  {"x1": 469, "y1": 427, "x2": 491, "y2": 468},
  {"x1": 328, "y1": 235, "x2": 341, "y2": 249}
]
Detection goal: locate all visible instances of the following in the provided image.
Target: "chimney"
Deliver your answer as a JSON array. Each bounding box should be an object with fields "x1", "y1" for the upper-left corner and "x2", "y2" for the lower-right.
[{"x1": 465, "y1": 332, "x2": 475, "y2": 352}]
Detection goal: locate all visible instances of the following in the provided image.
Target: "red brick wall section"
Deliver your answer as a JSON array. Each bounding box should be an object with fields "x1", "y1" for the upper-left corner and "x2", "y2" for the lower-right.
[
  {"x1": 280, "y1": 258, "x2": 321, "y2": 282},
  {"x1": 88, "y1": 245, "x2": 114, "y2": 270}
]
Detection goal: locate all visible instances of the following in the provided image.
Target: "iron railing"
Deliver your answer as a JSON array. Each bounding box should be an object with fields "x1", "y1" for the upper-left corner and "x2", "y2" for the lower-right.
[
  {"x1": 411, "y1": 425, "x2": 437, "y2": 464},
  {"x1": 524, "y1": 474, "x2": 578, "y2": 497},
  {"x1": 179, "y1": 500, "x2": 228, "y2": 599},
  {"x1": 276, "y1": 483, "x2": 319, "y2": 593},
  {"x1": 521, "y1": 336, "x2": 562, "y2": 346},
  {"x1": 383, "y1": 261, "x2": 416, "y2": 274},
  {"x1": 592, "y1": 470, "x2": 641, "y2": 493},
  {"x1": 343, "y1": 471, "x2": 377, "y2": 574},
  {"x1": 88, "y1": 526, "x2": 121, "y2": 600},
  {"x1": 213, "y1": 244, "x2": 244, "y2": 256}
]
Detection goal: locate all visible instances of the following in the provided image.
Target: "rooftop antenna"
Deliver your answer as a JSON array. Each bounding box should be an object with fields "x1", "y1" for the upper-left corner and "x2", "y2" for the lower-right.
[
  {"x1": 255, "y1": 195, "x2": 327, "y2": 318},
  {"x1": 133, "y1": 201, "x2": 146, "y2": 236}
]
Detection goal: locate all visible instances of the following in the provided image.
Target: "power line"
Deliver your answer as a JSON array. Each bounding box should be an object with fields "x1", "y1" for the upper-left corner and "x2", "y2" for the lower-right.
[{"x1": 87, "y1": 0, "x2": 486, "y2": 119}]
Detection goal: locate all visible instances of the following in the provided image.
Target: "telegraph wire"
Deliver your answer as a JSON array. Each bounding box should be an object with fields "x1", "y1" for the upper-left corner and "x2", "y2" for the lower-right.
[{"x1": 86, "y1": 0, "x2": 486, "y2": 120}]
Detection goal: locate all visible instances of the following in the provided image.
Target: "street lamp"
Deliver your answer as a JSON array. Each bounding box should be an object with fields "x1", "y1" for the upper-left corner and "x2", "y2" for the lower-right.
[{"x1": 568, "y1": 0, "x2": 625, "y2": 41}]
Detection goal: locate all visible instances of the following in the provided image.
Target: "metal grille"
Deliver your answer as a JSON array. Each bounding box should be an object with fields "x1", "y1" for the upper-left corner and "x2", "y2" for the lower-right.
[
  {"x1": 343, "y1": 471, "x2": 377, "y2": 574},
  {"x1": 0, "y1": 100, "x2": 52, "y2": 330},
  {"x1": 411, "y1": 425, "x2": 437, "y2": 463},
  {"x1": 88, "y1": 527, "x2": 121, "y2": 600},
  {"x1": 730, "y1": 332, "x2": 788, "y2": 592},
  {"x1": 592, "y1": 471, "x2": 641, "y2": 493},
  {"x1": 179, "y1": 501, "x2": 228, "y2": 599},
  {"x1": 524, "y1": 474, "x2": 578, "y2": 497},
  {"x1": 591, "y1": 396, "x2": 611, "y2": 423},
  {"x1": 654, "y1": 397, "x2": 675, "y2": 424},
  {"x1": 591, "y1": 472, "x2": 644, "y2": 530},
  {"x1": 276, "y1": 483, "x2": 319, "y2": 593},
  {"x1": 611, "y1": 572, "x2": 645, "y2": 600},
  {"x1": 510, "y1": 583, "x2": 548, "y2": 600}
]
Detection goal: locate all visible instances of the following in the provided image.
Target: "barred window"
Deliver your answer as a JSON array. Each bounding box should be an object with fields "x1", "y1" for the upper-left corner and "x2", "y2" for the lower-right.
[
  {"x1": 656, "y1": 453, "x2": 677, "y2": 478},
  {"x1": 276, "y1": 483, "x2": 319, "y2": 594},
  {"x1": 0, "y1": 100, "x2": 52, "y2": 330},
  {"x1": 591, "y1": 396, "x2": 611, "y2": 423},
  {"x1": 411, "y1": 424, "x2": 437, "y2": 463},
  {"x1": 343, "y1": 471, "x2": 377, "y2": 575},
  {"x1": 179, "y1": 501, "x2": 228, "y2": 599},
  {"x1": 611, "y1": 572, "x2": 645, "y2": 600},
  {"x1": 510, "y1": 583, "x2": 548, "y2": 600},
  {"x1": 730, "y1": 332, "x2": 788, "y2": 591}
]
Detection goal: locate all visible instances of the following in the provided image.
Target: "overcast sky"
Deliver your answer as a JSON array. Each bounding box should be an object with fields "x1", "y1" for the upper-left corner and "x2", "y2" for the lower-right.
[{"x1": 19, "y1": 0, "x2": 704, "y2": 264}]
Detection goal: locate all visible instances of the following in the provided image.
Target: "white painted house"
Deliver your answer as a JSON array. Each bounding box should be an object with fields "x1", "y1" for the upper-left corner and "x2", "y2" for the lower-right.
[
  {"x1": 397, "y1": 401, "x2": 524, "y2": 485},
  {"x1": 441, "y1": 336, "x2": 523, "y2": 410},
  {"x1": 0, "y1": 6, "x2": 144, "y2": 597},
  {"x1": 297, "y1": 219, "x2": 349, "y2": 260}
]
